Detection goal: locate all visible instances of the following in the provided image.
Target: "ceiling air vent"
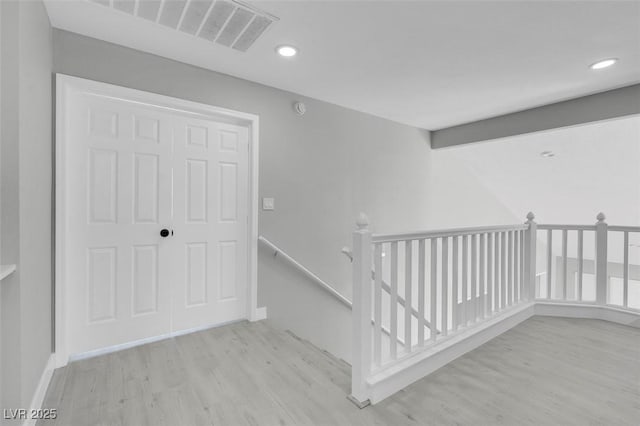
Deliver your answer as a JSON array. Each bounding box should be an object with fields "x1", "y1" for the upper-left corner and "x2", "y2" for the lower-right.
[{"x1": 89, "y1": 0, "x2": 279, "y2": 52}]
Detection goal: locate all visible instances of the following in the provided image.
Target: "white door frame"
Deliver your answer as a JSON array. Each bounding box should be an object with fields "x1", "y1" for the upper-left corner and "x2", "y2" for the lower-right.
[{"x1": 55, "y1": 74, "x2": 262, "y2": 367}]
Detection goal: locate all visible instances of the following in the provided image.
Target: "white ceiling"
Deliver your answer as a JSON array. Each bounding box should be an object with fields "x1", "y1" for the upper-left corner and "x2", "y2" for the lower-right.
[
  {"x1": 44, "y1": 0, "x2": 640, "y2": 129},
  {"x1": 437, "y1": 115, "x2": 640, "y2": 228}
]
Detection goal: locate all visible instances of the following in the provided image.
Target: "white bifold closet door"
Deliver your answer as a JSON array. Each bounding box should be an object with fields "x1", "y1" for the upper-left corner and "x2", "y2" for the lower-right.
[
  {"x1": 171, "y1": 116, "x2": 248, "y2": 331},
  {"x1": 65, "y1": 90, "x2": 248, "y2": 357}
]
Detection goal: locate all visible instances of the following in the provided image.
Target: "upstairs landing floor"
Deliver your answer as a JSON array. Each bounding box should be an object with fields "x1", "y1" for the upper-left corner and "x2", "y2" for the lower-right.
[{"x1": 40, "y1": 316, "x2": 639, "y2": 425}]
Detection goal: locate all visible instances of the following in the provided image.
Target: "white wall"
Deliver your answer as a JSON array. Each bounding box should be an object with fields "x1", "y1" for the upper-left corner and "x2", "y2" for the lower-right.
[
  {"x1": 425, "y1": 149, "x2": 519, "y2": 228},
  {"x1": 18, "y1": 0, "x2": 54, "y2": 408},
  {"x1": 444, "y1": 115, "x2": 640, "y2": 226},
  {"x1": 0, "y1": 0, "x2": 3, "y2": 410},
  {"x1": 1, "y1": 0, "x2": 23, "y2": 416},
  {"x1": 0, "y1": 0, "x2": 53, "y2": 417}
]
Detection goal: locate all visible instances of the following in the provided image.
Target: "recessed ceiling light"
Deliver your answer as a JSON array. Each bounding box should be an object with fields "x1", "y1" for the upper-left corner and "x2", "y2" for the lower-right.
[
  {"x1": 590, "y1": 58, "x2": 618, "y2": 70},
  {"x1": 276, "y1": 45, "x2": 298, "y2": 57},
  {"x1": 540, "y1": 151, "x2": 555, "y2": 158}
]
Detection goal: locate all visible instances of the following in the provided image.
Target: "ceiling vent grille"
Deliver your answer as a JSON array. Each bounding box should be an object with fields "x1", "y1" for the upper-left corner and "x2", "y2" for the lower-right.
[{"x1": 89, "y1": 0, "x2": 279, "y2": 52}]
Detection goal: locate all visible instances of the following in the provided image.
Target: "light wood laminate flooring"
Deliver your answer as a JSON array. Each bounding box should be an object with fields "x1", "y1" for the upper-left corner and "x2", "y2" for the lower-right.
[{"x1": 39, "y1": 316, "x2": 640, "y2": 425}]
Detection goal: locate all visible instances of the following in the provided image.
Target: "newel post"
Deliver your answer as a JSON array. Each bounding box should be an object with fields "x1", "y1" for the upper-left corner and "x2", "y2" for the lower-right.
[
  {"x1": 524, "y1": 212, "x2": 537, "y2": 301},
  {"x1": 595, "y1": 213, "x2": 608, "y2": 305},
  {"x1": 350, "y1": 213, "x2": 372, "y2": 407}
]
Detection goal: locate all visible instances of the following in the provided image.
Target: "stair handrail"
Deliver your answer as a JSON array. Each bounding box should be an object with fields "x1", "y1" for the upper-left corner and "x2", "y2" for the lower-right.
[
  {"x1": 258, "y1": 235, "x2": 406, "y2": 345},
  {"x1": 259, "y1": 236, "x2": 351, "y2": 307}
]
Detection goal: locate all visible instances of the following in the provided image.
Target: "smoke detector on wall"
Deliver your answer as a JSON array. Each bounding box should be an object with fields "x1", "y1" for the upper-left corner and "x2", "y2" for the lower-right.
[
  {"x1": 293, "y1": 102, "x2": 306, "y2": 116},
  {"x1": 89, "y1": 0, "x2": 279, "y2": 52}
]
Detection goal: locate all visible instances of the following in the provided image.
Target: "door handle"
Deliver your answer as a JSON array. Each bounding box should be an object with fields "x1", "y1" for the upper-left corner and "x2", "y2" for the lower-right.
[{"x1": 160, "y1": 229, "x2": 170, "y2": 238}]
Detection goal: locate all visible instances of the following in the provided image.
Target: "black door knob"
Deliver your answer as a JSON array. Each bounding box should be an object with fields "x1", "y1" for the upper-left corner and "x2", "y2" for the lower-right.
[{"x1": 160, "y1": 229, "x2": 170, "y2": 237}]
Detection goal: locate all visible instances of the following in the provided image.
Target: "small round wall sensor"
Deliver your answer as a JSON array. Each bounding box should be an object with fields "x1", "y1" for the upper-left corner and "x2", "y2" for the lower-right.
[{"x1": 293, "y1": 102, "x2": 306, "y2": 116}]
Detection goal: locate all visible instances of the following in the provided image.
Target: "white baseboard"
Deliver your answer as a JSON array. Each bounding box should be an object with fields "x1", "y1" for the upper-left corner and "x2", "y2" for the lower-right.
[
  {"x1": 252, "y1": 306, "x2": 268, "y2": 321},
  {"x1": 367, "y1": 303, "x2": 535, "y2": 404},
  {"x1": 364, "y1": 302, "x2": 640, "y2": 404},
  {"x1": 68, "y1": 318, "x2": 245, "y2": 363},
  {"x1": 67, "y1": 309, "x2": 267, "y2": 364},
  {"x1": 534, "y1": 302, "x2": 640, "y2": 328},
  {"x1": 24, "y1": 353, "x2": 56, "y2": 426}
]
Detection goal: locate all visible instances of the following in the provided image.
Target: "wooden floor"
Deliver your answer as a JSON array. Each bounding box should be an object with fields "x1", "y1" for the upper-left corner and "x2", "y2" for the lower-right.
[{"x1": 39, "y1": 317, "x2": 639, "y2": 426}]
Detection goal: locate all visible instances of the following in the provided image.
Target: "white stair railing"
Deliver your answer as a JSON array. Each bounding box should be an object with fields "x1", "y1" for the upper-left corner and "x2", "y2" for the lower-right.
[
  {"x1": 350, "y1": 214, "x2": 530, "y2": 405},
  {"x1": 535, "y1": 213, "x2": 640, "y2": 309},
  {"x1": 349, "y1": 212, "x2": 640, "y2": 406},
  {"x1": 341, "y1": 247, "x2": 438, "y2": 334}
]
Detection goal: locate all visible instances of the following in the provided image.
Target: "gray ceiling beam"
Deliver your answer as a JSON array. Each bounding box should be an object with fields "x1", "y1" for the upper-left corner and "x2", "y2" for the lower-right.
[{"x1": 431, "y1": 83, "x2": 640, "y2": 149}]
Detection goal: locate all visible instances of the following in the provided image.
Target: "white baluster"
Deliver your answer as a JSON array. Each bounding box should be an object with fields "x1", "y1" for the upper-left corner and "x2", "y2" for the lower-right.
[
  {"x1": 390, "y1": 241, "x2": 398, "y2": 359},
  {"x1": 546, "y1": 229, "x2": 553, "y2": 299},
  {"x1": 430, "y1": 238, "x2": 437, "y2": 341},
  {"x1": 452, "y1": 236, "x2": 459, "y2": 331},
  {"x1": 351, "y1": 213, "x2": 372, "y2": 405},
  {"x1": 512, "y1": 231, "x2": 518, "y2": 303},
  {"x1": 501, "y1": 232, "x2": 507, "y2": 308},
  {"x1": 508, "y1": 231, "x2": 513, "y2": 305},
  {"x1": 494, "y1": 231, "x2": 500, "y2": 310},
  {"x1": 514, "y1": 231, "x2": 520, "y2": 302},
  {"x1": 471, "y1": 234, "x2": 478, "y2": 322},
  {"x1": 561, "y1": 229, "x2": 568, "y2": 301},
  {"x1": 595, "y1": 213, "x2": 608, "y2": 305},
  {"x1": 441, "y1": 237, "x2": 449, "y2": 337},
  {"x1": 373, "y1": 243, "x2": 383, "y2": 367},
  {"x1": 623, "y1": 231, "x2": 629, "y2": 308},
  {"x1": 462, "y1": 235, "x2": 468, "y2": 325},
  {"x1": 418, "y1": 239, "x2": 426, "y2": 346},
  {"x1": 479, "y1": 233, "x2": 486, "y2": 318},
  {"x1": 487, "y1": 233, "x2": 493, "y2": 314},
  {"x1": 404, "y1": 240, "x2": 412, "y2": 353},
  {"x1": 577, "y1": 229, "x2": 584, "y2": 301},
  {"x1": 519, "y1": 230, "x2": 525, "y2": 301},
  {"x1": 524, "y1": 212, "x2": 537, "y2": 301}
]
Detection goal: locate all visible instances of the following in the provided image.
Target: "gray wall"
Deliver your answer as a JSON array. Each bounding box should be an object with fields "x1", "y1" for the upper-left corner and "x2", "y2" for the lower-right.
[
  {"x1": 52, "y1": 29, "x2": 438, "y2": 299},
  {"x1": 18, "y1": 0, "x2": 54, "y2": 408},
  {"x1": 2, "y1": 0, "x2": 24, "y2": 415},
  {"x1": 0, "y1": 0, "x2": 4, "y2": 410},
  {"x1": 0, "y1": 0, "x2": 53, "y2": 417}
]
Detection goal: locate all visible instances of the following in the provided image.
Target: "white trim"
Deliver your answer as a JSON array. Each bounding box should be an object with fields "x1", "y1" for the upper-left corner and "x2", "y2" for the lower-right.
[
  {"x1": 253, "y1": 306, "x2": 268, "y2": 321},
  {"x1": 247, "y1": 114, "x2": 261, "y2": 321},
  {"x1": 366, "y1": 303, "x2": 535, "y2": 404},
  {"x1": 373, "y1": 224, "x2": 528, "y2": 244},
  {"x1": 69, "y1": 318, "x2": 245, "y2": 362},
  {"x1": 55, "y1": 75, "x2": 68, "y2": 367},
  {"x1": 534, "y1": 302, "x2": 640, "y2": 328},
  {"x1": 23, "y1": 354, "x2": 56, "y2": 426},
  {"x1": 55, "y1": 74, "x2": 262, "y2": 367},
  {"x1": 0, "y1": 264, "x2": 16, "y2": 281},
  {"x1": 608, "y1": 225, "x2": 640, "y2": 232}
]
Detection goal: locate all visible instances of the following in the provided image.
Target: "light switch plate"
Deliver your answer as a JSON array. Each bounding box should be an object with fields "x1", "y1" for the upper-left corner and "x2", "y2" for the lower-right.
[{"x1": 262, "y1": 197, "x2": 275, "y2": 211}]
